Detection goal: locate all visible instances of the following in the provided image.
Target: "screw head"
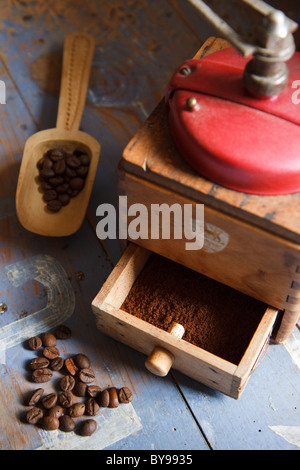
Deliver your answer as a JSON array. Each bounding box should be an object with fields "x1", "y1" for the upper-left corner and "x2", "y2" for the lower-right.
[{"x1": 179, "y1": 66, "x2": 191, "y2": 76}]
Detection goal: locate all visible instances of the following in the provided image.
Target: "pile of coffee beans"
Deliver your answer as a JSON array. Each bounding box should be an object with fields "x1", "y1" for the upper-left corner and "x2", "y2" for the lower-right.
[
  {"x1": 37, "y1": 148, "x2": 91, "y2": 213},
  {"x1": 23, "y1": 325, "x2": 133, "y2": 437}
]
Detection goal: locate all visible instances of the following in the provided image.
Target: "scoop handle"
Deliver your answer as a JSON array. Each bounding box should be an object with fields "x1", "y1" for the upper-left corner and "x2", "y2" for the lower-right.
[{"x1": 56, "y1": 33, "x2": 95, "y2": 131}]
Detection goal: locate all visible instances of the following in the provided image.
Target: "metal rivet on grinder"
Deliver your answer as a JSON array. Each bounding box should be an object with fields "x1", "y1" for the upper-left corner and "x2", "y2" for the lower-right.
[{"x1": 186, "y1": 96, "x2": 198, "y2": 111}]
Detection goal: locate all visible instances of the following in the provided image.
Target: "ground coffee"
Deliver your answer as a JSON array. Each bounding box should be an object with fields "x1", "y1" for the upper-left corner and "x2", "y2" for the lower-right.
[{"x1": 121, "y1": 254, "x2": 267, "y2": 365}]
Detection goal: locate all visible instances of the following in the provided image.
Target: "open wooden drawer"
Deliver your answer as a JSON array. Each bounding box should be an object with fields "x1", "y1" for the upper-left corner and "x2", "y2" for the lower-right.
[{"x1": 92, "y1": 243, "x2": 279, "y2": 399}]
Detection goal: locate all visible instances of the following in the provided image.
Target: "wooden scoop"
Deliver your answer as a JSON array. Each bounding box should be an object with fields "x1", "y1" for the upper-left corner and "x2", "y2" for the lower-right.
[{"x1": 16, "y1": 33, "x2": 100, "y2": 236}]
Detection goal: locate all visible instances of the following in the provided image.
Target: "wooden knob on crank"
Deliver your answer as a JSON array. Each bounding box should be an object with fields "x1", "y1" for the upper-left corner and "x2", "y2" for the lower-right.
[{"x1": 145, "y1": 322, "x2": 185, "y2": 377}]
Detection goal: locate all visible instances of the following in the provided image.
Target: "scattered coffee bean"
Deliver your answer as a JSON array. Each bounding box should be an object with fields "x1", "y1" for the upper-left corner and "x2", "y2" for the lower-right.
[
  {"x1": 41, "y1": 393, "x2": 58, "y2": 409},
  {"x1": 80, "y1": 419, "x2": 97, "y2": 436},
  {"x1": 118, "y1": 387, "x2": 133, "y2": 404},
  {"x1": 28, "y1": 336, "x2": 42, "y2": 351},
  {"x1": 48, "y1": 405, "x2": 63, "y2": 418},
  {"x1": 41, "y1": 333, "x2": 57, "y2": 347},
  {"x1": 59, "y1": 391, "x2": 74, "y2": 408},
  {"x1": 78, "y1": 368, "x2": 95, "y2": 384},
  {"x1": 85, "y1": 398, "x2": 99, "y2": 416},
  {"x1": 32, "y1": 368, "x2": 53, "y2": 383},
  {"x1": 87, "y1": 385, "x2": 101, "y2": 398},
  {"x1": 29, "y1": 357, "x2": 50, "y2": 370},
  {"x1": 68, "y1": 402, "x2": 85, "y2": 418},
  {"x1": 64, "y1": 357, "x2": 78, "y2": 376},
  {"x1": 73, "y1": 353, "x2": 90, "y2": 369},
  {"x1": 27, "y1": 388, "x2": 44, "y2": 406},
  {"x1": 73, "y1": 381, "x2": 87, "y2": 397},
  {"x1": 98, "y1": 389, "x2": 110, "y2": 408},
  {"x1": 26, "y1": 407, "x2": 44, "y2": 425},
  {"x1": 60, "y1": 375, "x2": 75, "y2": 392},
  {"x1": 59, "y1": 415, "x2": 75, "y2": 433},
  {"x1": 54, "y1": 324, "x2": 71, "y2": 340},
  {"x1": 108, "y1": 387, "x2": 119, "y2": 408},
  {"x1": 37, "y1": 148, "x2": 90, "y2": 212},
  {"x1": 41, "y1": 416, "x2": 60, "y2": 431},
  {"x1": 50, "y1": 357, "x2": 64, "y2": 371},
  {"x1": 43, "y1": 346, "x2": 60, "y2": 359}
]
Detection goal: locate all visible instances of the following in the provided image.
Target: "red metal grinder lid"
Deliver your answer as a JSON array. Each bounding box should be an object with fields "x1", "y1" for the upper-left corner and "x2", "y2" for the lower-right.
[{"x1": 165, "y1": 47, "x2": 300, "y2": 195}]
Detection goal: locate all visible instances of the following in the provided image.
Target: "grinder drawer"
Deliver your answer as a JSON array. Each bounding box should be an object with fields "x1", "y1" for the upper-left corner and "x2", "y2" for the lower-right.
[{"x1": 92, "y1": 243, "x2": 279, "y2": 399}]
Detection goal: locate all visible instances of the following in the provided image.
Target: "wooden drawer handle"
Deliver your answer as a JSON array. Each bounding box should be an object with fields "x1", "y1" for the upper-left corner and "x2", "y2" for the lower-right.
[{"x1": 145, "y1": 322, "x2": 185, "y2": 377}]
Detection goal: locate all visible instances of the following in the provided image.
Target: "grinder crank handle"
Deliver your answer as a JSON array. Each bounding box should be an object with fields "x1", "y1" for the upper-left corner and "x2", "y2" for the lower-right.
[{"x1": 187, "y1": 0, "x2": 298, "y2": 96}]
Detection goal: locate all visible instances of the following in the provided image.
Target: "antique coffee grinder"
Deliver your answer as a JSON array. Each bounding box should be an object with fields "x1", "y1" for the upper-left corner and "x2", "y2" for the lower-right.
[{"x1": 93, "y1": 0, "x2": 300, "y2": 397}]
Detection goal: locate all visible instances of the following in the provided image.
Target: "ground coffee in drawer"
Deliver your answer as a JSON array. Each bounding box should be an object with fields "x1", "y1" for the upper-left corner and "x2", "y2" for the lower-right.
[{"x1": 121, "y1": 254, "x2": 267, "y2": 365}]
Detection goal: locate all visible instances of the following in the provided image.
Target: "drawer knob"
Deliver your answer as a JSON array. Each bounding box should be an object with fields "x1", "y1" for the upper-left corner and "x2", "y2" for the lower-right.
[{"x1": 145, "y1": 322, "x2": 185, "y2": 377}]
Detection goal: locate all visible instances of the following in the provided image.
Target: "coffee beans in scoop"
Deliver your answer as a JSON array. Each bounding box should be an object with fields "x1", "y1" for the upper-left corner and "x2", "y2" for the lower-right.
[
  {"x1": 37, "y1": 148, "x2": 91, "y2": 212},
  {"x1": 22, "y1": 325, "x2": 134, "y2": 439}
]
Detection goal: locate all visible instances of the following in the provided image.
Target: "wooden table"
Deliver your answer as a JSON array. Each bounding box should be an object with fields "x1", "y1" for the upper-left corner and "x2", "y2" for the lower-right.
[{"x1": 0, "y1": 0, "x2": 299, "y2": 451}]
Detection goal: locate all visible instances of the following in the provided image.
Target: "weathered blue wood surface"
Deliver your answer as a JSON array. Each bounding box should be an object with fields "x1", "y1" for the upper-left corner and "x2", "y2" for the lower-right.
[{"x1": 0, "y1": 0, "x2": 299, "y2": 451}]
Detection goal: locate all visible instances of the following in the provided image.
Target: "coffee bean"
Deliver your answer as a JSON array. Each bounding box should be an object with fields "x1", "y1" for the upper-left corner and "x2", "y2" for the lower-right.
[
  {"x1": 76, "y1": 165, "x2": 89, "y2": 177},
  {"x1": 41, "y1": 181, "x2": 53, "y2": 191},
  {"x1": 30, "y1": 357, "x2": 50, "y2": 370},
  {"x1": 56, "y1": 183, "x2": 69, "y2": 193},
  {"x1": 66, "y1": 155, "x2": 80, "y2": 168},
  {"x1": 68, "y1": 188, "x2": 79, "y2": 198},
  {"x1": 73, "y1": 353, "x2": 90, "y2": 369},
  {"x1": 43, "y1": 189, "x2": 57, "y2": 202},
  {"x1": 27, "y1": 388, "x2": 44, "y2": 406},
  {"x1": 73, "y1": 381, "x2": 87, "y2": 397},
  {"x1": 41, "y1": 333, "x2": 57, "y2": 347},
  {"x1": 47, "y1": 199, "x2": 62, "y2": 212},
  {"x1": 54, "y1": 325, "x2": 72, "y2": 339},
  {"x1": 47, "y1": 405, "x2": 63, "y2": 418},
  {"x1": 59, "y1": 391, "x2": 74, "y2": 408},
  {"x1": 26, "y1": 407, "x2": 44, "y2": 425},
  {"x1": 98, "y1": 389, "x2": 109, "y2": 408},
  {"x1": 118, "y1": 387, "x2": 133, "y2": 404},
  {"x1": 39, "y1": 168, "x2": 55, "y2": 179},
  {"x1": 41, "y1": 416, "x2": 59, "y2": 431},
  {"x1": 28, "y1": 336, "x2": 42, "y2": 351},
  {"x1": 68, "y1": 402, "x2": 85, "y2": 418},
  {"x1": 41, "y1": 393, "x2": 57, "y2": 409},
  {"x1": 50, "y1": 357, "x2": 64, "y2": 371},
  {"x1": 79, "y1": 153, "x2": 90, "y2": 166},
  {"x1": 78, "y1": 368, "x2": 95, "y2": 384},
  {"x1": 48, "y1": 148, "x2": 66, "y2": 162},
  {"x1": 65, "y1": 166, "x2": 77, "y2": 178},
  {"x1": 87, "y1": 385, "x2": 101, "y2": 398},
  {"x1": 85, "y1": 397, "x2": 99, "y2": 416},
  {"x1": 60, "y1": 375, "x2": 75, "y2": 392},
  {"x1": 58, "y1": 193, "x2": 70, "y2": 206},
  {"x1": 37, "y1": 157, "x2": 45, "y2": 170},
  {"x1": 80, "y1": 419, "x2": 97, "y2": 436},
  {"x1": 59, "y1": 415, "x2": 75, "y2": 433},
  {"x1": 43, "y1": 346, "x2": 59, "y2": 359},
  {"x1": 42, "y1": 158, "x2": 53, "y2": 170},
  {"x1": 108, "y1": 387, "x2": 119, "y2": 408},
  {"x1": 69, "y1": 177, "x2": 84, "y2": 190},
  {"x1": 64, "y1": 357, "x2": 78, "y2": 376},
  {"x1": 48, "y1": 176, "x2": 64, "y2": 187},
  {"x1": 32, "y1": 368, "x2": 53, "y2": 383},
  {"x1": 53, "y1": 159, "x2": 66, "y2": 175}
]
